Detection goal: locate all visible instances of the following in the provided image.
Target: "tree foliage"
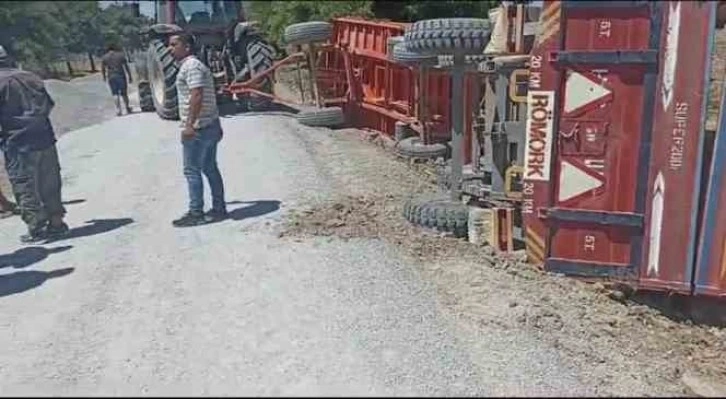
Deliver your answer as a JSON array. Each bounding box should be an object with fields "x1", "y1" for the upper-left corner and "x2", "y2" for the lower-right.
[
  {"x1": 387, "y1": 1, "x2": 500, "y2": 22},
  {"x1": 0, "y1": 1, "x2": 152, "y2": 68},
  {"x1": 247, "y1": 1, "x2": 373, "y2": 49},
  {"x1": 247, "y1": 0, "x2": 500, "y2": 50}
]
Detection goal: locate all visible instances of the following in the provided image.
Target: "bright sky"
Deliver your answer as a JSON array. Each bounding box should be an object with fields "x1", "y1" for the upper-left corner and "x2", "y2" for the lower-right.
[{"x1": 98, "y1": 0, "x2": 156, "y2": 19}]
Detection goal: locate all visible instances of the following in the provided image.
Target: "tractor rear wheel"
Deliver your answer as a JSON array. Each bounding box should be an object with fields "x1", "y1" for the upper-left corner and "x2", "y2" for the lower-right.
[
  {"x1": 138, "y1": 81, "x2": 155, "y2": 112},
  {"x1": 147, "y1": 39, "x2": 179, "y2": 120},
  {"x1": 245, "y1": 38, "x2": 275, "y2": 112}
]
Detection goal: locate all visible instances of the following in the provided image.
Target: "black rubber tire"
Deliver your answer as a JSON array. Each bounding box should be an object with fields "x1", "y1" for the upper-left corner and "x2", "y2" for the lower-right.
[
  {"x1": 437, "y1": 54, "x2": 489, "y2": 68},
  {"x1": 245, "y1": 38, "x2": 275, "y2": 112},
  {"x1": 387, "y1": 36, "x2": 405, "y2": 61},
  {"x1": 392, "y1": 42, "x2": 438, "y2": 66},
  {"x1": 404, "y1": 18, "x2": 492, "y2": 56},
  {"x1": 395, "y1": 136, "x2": 449, "y2": 159},
  {"x1": 388, "y1": 36, "x2": 405, "y2": 47},
  {"x1": 284, "y1": 21, "x2": 333, "y2": 46},
  {"x1": 133, "y1": 51, "x2": 149, "y2": 81},
  {"x1": 138, "y1": 81, "x2": 155, "y2": 112},
  {"x1": 147, "y1": 39, "x2": 179, "y2": 120},
  {"x1": 403, "y1": 196, "x2": 469, "y2": 238},
  {"x1": 296, "y1": 107, "x2": 345, "y2": 128}
]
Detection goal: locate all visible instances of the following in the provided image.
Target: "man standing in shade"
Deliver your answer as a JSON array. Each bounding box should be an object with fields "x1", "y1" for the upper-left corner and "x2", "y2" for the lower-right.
[
  {"x1": 101, "y1": 43, "x2": 133, "y2": 116},
  {"x1": 0, "y1": 45, "x2": 69, "y2": 243},
  {"x1": 167, "y1": 33, "x2": 227, "y2": 227}
]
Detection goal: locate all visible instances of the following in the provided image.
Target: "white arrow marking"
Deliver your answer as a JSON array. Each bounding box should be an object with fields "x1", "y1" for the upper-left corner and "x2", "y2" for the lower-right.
[
  {"x1": 647, "y1": 172, "x2": 665, "y2": 277},
  {"x1": 564, "y1": 71, "x2": 612, "y2": 114},
  {"x1": 661, "y1": 1, "x2": 681, "y2": 112},
  {"x1": 558, "y1": 160, "x2": 604, "y2": 202}
]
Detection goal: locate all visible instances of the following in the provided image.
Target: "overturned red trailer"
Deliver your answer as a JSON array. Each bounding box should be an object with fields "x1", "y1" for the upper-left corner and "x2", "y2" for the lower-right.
[{"x1": 522, "y1": 0, "x2": 717, "y2": 295}]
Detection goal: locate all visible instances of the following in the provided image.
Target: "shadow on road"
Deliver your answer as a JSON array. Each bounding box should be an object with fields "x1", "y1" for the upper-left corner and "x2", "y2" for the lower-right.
[
  {"x1": 0, "y1": 268, "x2": 74, "y2": 298},
  {"x1": 218, "y1": 101, "x2": 299, "y2": 117},
  {"x1": 46, "y1": 218, "x2": 134, "y2": 243},
  {"x1": 0, "y1": 246, "x2": 73, "y2": 270},
  {"x1": 228, "y1": 200, "x2": 281, "y2": 221},
  {"x1": 62, "y1": 199, "x2": 86, "y2": 206}
]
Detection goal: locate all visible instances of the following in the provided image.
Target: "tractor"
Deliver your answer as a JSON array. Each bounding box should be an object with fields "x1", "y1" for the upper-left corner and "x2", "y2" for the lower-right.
[{"x1": 134, "y1": 0, "x2": 276, "y2": 120}]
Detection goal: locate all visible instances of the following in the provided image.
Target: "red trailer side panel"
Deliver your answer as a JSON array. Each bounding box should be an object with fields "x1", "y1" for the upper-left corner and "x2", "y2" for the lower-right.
[
  {"x1": 524, "y1": 1, "x2": 663, "y2": 279},
  {"x1": 522, "y1": 0, "x2": 563, "y2": 267},
  {"x1": 695, "y1": 83, "x2": 726, "y2": 297},
  {"x1": 640, "y1": 1, "x2": 716, "y2": 293}
]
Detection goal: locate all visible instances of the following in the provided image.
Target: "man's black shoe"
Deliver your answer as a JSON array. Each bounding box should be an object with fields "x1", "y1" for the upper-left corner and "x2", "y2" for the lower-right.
[
  {"x1": 172, "y1": 211, "x2": 208, "y2": 227},
  {"x1": 46, "y1": 222, "x2": 70, "y2": 237},
  {"x1": 20, "y1": 230, "x2": 48, "y2": 245},
  {"x1": 205, "y1": 208, "x2": 229, "y2": 222}
]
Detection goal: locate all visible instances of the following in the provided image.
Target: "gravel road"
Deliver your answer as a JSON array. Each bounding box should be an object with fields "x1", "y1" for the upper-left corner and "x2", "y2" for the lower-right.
[
  {"x1": 0, "y1": 110, "x2": 599, "y2": 396},
  {"x1": 0, "y1": 72, "x2": 722, "y2": 397}
]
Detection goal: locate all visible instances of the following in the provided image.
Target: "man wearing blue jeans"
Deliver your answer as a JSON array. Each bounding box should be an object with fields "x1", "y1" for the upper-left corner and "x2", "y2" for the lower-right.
[{"x1": 169, "y1": 33, "x2": 227, "y2": 227}]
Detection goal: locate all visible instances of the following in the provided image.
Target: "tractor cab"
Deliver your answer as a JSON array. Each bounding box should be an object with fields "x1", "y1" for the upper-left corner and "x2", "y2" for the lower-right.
[
  {"x1": 155, "y1": 0, "x2": 244, "y2": 30},
  {"x1": 136, "y1": 0, "x2": 275, "y2": 120}
]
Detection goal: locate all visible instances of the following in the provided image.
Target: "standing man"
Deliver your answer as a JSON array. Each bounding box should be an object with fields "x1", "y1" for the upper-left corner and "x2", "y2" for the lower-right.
[
  {"x1": 0, "y1": 45, "x2": 69, "y2": 243},
  {"x1": 168, "y1": 33, "x2": 227, "y2": 227},
  {"x1": 101, "y1": 43, "x2": 133, "y2": 116}
]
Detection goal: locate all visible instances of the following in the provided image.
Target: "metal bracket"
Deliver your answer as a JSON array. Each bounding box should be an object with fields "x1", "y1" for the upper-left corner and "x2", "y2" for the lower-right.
[
  {"x1": 545, "y1": 258, "x2": 634, "y2": 278},
  {"x1": 550, "y1": 50, "x2": 658, "y2": 66},
  {"x1": 562, "y1": 1, "x2": 650, "y2": 10},
  {"x1": 544, "y1": 208, "x2": 644, "y2": 230}
]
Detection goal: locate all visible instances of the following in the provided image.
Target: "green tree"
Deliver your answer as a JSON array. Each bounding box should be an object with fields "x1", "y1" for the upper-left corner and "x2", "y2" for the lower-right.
[
  {"x1": 248, "y1": 1, "x2": 373, "y2": 49},
  {"x1": 372, "y1": 0, "x2": 500, "y2": 22},
  {"x1": 0, "y1": 1, "x2": 69, "y2": 71},
  {"x1": 0, "y1": 1, "x2": 151, "y2": 76}
]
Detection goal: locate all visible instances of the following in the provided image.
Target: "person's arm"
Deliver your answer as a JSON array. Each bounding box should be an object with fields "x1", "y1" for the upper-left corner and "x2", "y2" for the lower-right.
[
  {"x1": 123, "y1": 55, "x2": 133, "y2": 84},
  {"x1": 182, "y1": 63, "x2": 205, "y2": 138},
  {"x1": 101, "y1": 57, "x2": 107, "y2": 82},
  {"x1": 183, "y1": 87, "x2": 203, "y2": 139},
  {"x1": 0, "y1": 78, "x2": 7, "y2": 136}
]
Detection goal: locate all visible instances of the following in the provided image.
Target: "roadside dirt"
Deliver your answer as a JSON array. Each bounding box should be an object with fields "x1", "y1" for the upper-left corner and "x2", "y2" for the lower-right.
[
  {"x1": 280, "y1": 126, "x2": 726, "y2": 396},
  {"x1": 279, "y1": 27, "x2": 726, "y2": 395}
]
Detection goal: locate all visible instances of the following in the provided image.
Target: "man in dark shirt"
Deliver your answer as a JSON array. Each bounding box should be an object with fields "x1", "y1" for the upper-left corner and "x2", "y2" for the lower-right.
[
  {"x1": 0, "y1": 45, "x2": 69, "y2": 243},
  {"x1": 101, "y1": 43, "x2": 133, "y2": 116}
]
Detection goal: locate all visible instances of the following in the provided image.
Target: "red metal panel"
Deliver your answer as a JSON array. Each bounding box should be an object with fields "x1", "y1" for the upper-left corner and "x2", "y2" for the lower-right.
[
  {"x1": 522, "y1": 0, "x2": 563, "y2": 267},
  {"x1": 322, "y1": 18, "x2": 479, "y2": 164},
  {"x1": 695, "y1": 98, "x2": 726, "y2": 297},
  {"x1": 548, "y1": 6, "x2": 652, "y2": 269},
  {"x1": 523, "y1": 1, "x2": 659, "y2": 276},
  {"x1": 639, "y1": 1, "x2": 716, "y2": 293}
]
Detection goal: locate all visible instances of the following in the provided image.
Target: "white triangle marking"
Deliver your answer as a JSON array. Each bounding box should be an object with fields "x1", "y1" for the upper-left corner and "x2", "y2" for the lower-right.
[
  {"x1": 564, "y1": 71, "x2": 612, "y2": 114},
  {"x1": 558, "y1": 161, "x2": 604, "y2": 202}
]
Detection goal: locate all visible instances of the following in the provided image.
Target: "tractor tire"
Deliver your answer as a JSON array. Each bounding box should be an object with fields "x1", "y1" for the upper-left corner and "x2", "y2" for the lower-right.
[
  {"x1": 138, "y1": 81, "x2": 155, "y2": 112},
  {"x1": 296, "y1": 107, "x2": 345, "y2": 128},
  {"x1": 404, "y1": 18, "x2": 492, "y2": 56},
  {"x1": 392, "y1": 42, "x2": 438, "y2": 66},
  {"x1": 403, "y1": 196, "x2": 469, "y2": 238},
  {"x1": 387, "y1": 36, "x2": 405, "y2": 59},
  {"x1": 147, "y1": 39, "x2": 179, "y2": 120},
  {"x1": 437, "y1": 54, "x2": 489, "y2": 68},
  {"x1": 395, "y1": 136, "x2": 449, "y2": 159},
  {"x1": 245, "y1": 38, "x2": 275, "y2": 112},
  {"x1": 284, "y1": 21, "x2": 333, "y2": 46}
]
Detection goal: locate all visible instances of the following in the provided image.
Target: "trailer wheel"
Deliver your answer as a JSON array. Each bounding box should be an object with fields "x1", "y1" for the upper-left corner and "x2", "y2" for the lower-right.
[
  {"x1": 147, "y1": 39, "x2": 179, "y2": 120},
  {"x1": 437, "y1": 54, "x2": 489, "y2": 68},
  {"x1": 395, "y1": 136, "x2": 449, "y2": 160},
  {"x1": 245, "y1": 38, "x2": 275, "y2": 111},
  {"x1": 296, "y1": 107, "x2": 345, "y2": 128},
  {"x1": 284, "y1": 21, "x2": 333, "y2": 46},
  {"x1": 392, "y1": 42, "x2": 438, "y2": 66},
  {"x1": 403, "y1": 196, "x2": 469, "y2": 238},
  {"x1": 404, "y1": 18, "x2": 492, "y2": 56},
  {"x1": 138, "y1": 81, "x2": 155, "y2": 112}
]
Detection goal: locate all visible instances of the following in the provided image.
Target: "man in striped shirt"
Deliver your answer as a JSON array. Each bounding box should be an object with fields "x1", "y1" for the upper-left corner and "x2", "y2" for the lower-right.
[{"x1": 168, "y1": 33, "x2": 227, "y2": 227}]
